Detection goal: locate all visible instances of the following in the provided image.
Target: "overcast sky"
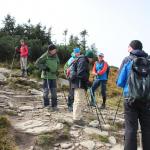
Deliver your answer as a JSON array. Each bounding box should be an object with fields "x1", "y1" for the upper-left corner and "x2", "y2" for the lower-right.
[{"x1": 0, "y1": 0, "x2": 150, "y2": 67}]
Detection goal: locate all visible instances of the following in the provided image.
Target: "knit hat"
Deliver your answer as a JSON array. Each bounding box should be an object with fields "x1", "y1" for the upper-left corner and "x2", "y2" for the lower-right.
[
  {"x1": 97, "y1": 51, "x2": 104, "y2": 57},
  {"x1": 85, "y1": 50, "x2": 94, "y2": 58},
  {"x1": 73, "y1": 47, "x2": 80, "y2": 54},
  {"x1": 48, "y1": 44, "x2": 56, "y2": 51}
]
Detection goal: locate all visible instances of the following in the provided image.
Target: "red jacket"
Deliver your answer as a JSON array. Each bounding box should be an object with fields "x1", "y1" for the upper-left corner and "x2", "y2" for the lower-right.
[{"x1": 20, "y1": 45, "x2": 28, "y2": 57}]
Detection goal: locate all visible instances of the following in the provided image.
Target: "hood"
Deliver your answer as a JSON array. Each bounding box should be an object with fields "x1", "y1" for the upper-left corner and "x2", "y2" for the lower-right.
[{"x1": 130, "y1": 49, "x2": 148, "y2": 58}]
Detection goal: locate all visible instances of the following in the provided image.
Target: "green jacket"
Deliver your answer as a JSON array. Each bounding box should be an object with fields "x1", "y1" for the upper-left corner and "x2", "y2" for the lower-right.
[{"x1": 35, "y1": 51, "x2": 60, "y2": 79}]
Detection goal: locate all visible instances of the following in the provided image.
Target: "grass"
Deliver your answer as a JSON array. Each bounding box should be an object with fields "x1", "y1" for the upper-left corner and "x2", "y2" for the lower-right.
[
  {"x1": 90, "y1": 134, "x2": 109, "y2": 143},
  {"x1": 0, "y1": 116, "x2": 17, "y2": 150},
  {"x1": 36, "y1": 123, "x2": 70, "y2": 148}
]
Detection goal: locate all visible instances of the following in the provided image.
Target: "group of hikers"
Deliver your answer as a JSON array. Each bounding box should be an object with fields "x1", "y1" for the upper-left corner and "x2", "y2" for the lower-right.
[{"x1": 15, "y1": 39, "x2": 150, "y2": 150}]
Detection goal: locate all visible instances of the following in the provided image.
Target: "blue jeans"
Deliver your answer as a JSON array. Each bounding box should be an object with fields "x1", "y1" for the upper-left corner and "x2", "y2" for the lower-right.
[
  {"x1": 124, "y1": 100, "x2": 150, "y2": 150},
  {"x1": 43, "y1": 79, "x2": 57, "y2": 107},
  {"x1": 91, "y1": 80, "x2": 107, "y2": 104}
]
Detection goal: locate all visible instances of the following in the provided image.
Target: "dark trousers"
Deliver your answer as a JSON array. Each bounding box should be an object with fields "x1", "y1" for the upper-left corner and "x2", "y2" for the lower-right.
[
  {"x1": 124, "y1": 100, "x2": 150, "y2": 150},
  {"x1": 67, "y1": 81, "x2": 74, "y2": 108},
  {"x1": 43, "y1": 79, "x2": 57, "y2": 107},
  {"x1": 91, "y1": 80, "x2": 107, "y2": 104}
]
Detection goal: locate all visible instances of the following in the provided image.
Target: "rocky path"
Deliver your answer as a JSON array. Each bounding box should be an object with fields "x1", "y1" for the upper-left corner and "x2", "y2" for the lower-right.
[{"x1": 0, "y1": 68, "x2": 142, "y2": 150}]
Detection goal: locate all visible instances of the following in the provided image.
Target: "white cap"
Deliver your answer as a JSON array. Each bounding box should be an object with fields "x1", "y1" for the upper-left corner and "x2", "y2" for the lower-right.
[{"x1": 97, "y1": 51, "x2": 104, "y2": 57}]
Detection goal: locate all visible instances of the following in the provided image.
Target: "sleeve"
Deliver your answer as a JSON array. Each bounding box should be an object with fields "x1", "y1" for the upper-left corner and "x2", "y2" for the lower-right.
[
  {"x1": 116, "y1": 63, "x2": 127, "y2": 88},
  {"x1": 35, "y1": 52, "x2": 47, "y2": 70},
  {"x1": 97, "y1": 61, "x2": 108, "y2": 75}
]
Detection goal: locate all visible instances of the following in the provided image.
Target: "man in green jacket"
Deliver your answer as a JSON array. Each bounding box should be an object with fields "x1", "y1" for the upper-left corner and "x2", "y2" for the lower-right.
[{"x1": 35, "y1": 44, "x2": 60, "y2": 111}]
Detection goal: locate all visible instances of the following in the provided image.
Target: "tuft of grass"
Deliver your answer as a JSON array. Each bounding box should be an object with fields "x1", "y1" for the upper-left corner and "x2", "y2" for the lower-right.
[
  {"x1": 36, "y1": 124, "x2": 70, "y2": 148},
  {"x1": 90, "y1": 134, "x2": 109, "y2": 143},
  {"x1": 0, "y1": 116, "x2": 17, "y2": 150}
]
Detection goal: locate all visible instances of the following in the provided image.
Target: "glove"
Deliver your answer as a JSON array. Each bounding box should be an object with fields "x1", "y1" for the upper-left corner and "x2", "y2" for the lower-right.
[{"x1": 43, "y1": 66, "x2": 50, "y2": 72}]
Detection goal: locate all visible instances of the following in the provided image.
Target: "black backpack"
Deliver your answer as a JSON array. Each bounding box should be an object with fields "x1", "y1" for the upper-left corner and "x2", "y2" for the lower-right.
[{"x1": 128, "y1": 57, "x2": 150, "y2": 101}]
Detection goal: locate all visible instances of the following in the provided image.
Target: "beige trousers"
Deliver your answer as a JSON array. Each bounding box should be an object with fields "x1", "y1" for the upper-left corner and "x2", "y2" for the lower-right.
[
  {"x1": 20, "y1": 57, "x2": 27, "y2": 70},
  {"x1": 73, "y1": 88, "x2": 87, "y2": 121}
]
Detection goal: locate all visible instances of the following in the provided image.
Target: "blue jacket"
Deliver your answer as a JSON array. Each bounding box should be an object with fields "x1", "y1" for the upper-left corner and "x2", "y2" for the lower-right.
[{"x1": 117, "y1": 49, "x2": 148, "y2": 97}]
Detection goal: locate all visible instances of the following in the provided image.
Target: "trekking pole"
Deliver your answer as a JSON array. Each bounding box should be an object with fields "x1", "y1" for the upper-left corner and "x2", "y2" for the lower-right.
[
  {"x1": 9, "y1": 49, "x2": 16, "y2": 78},
  {"x1": 85, "y1": 90, "x2": 94, "y2": 113},
  {"x1": 87, "y1": 88, "x2": 103, "y2": 131},
  {"x1": 112, "y1": 92, "x2": 123, "y2": 125},
  {"x1": 89, "y1": 88, "x2": 106, "y2": 125},
  {"x1": 138, "y1": 120, "x2": 142, "y2": 149}
]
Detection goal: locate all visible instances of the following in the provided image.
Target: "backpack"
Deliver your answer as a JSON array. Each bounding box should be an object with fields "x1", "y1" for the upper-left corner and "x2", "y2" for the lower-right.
[
  {"x1": 64, "y1": 58, "x2": 78, "y2": 79},
  {"x1": 128, "y1": 57, "x2": 150, "y2": 101}
]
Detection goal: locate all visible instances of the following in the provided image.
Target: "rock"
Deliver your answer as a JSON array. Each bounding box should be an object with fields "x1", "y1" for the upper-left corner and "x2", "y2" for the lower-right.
[
  {"x1": 95, "y1": 142, "x2": 104, "y2": 148},
  {"x1": 0, "y1": 90, "x2": 14, "y2": 95},
  {"x1": 70, "y1": 130, "x2": 80, "y2": 137},
  {"x1": 0, "y1": 68, "x2": 11, "y2": 75},
  {"x1": 84, "y1": 127, "x2": 109, "y2": 136},
  {"x1": 19, "y1": 106, "x2": 34, "y2": 111},
  {"x1": 58, "y1": 78, "x2": 69, "y2": 87},
  {"x1": 7, "y1": 101, "x2": 14, "y2": 108},
  {"x1": 61, "y1": 143, "x2": 72, "y2": 149},
  {"x1": 0, "y1": 95, "x2": 9, "y2": 99},
  {"x1": 109, "y1": 136, "x2": 116, "y2": 145},
  {"x1": 89, "y1": 120, "x2": 99, "y2": 128},
  {"x1": 102, "y1": 124, "x2": 111, "y2": 130},
  {"x1": 27, "y1": 89, "x2": 43, "y2": 96},
  {"x1": 110, "y1": 144, "x2": 123, "y2": 150},
  {"x1": 0, "y1": 73, "x2": 7, "y2": 84},
  {"x1": 105, "y1": 143, "x2": 112, "y2": 148},
  {"x1": 54, "y1": 123, "x2": 64, "y2": 130},
  {"x1": 80, "y1": 140, "x2": 95, "y2": 150}
]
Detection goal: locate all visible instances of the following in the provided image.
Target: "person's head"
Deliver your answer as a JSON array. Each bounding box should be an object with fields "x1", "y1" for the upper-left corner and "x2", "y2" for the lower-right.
[
  {"x1": 85, "y1": 50, "x2": 94, "y2": 63},
  {"x1": 73, "y1": 47, "x2": 80, "y2": 57},
  {"x1": 97, "y1": 52, "x2": 104, "y2": 62},
  {"x1": 20, "y1": 39, "x2": 25, "y2": 46},
  {"x1": 128, "y1": 40, "x2": 143, "y2": 52},
  {"x1": 48, "y1": 44, "x2": 57, "y2": 55}
]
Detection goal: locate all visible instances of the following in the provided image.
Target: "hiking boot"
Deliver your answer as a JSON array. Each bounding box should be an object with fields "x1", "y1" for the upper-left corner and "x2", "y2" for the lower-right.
[
  {"x1": 100, "y1": 103, "x2": 106, "y2": 109},
  {"x1": 51, "y1": 107, "x2": 59, "y2": 112},
  {"x1": 90, "y1": 102, "x2": 96, "y2": 107},
  {"x1": 68, "y1": 106, "x2": 73, "y2": 112},
  {"x1": 73, "y1": 119, "x2": 85, "y2": 126}
]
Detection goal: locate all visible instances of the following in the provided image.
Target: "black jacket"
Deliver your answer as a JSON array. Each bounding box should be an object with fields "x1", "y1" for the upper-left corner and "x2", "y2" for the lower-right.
[{"x1": 71, "y1": 55, "x2": 90, "y2": 90}]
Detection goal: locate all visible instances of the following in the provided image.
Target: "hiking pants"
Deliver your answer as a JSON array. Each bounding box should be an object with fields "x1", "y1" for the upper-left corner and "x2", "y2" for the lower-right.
[
  {"x1": 43, "y1": 79, "x2": 57, "y2": 107},
  {"x1": 124, "y1": 100, "x2": 150, "y2": 150},
  {"x1": 73, "y1": 88, "x2": 86, "y2": 120},
  {"x1": 20, "y1": 57, "x2": 27, "y2": 70},
  {"x1": 91, "y1": 80, "x2": 107, "y2": 102},
  {"x1": 67, "y1": 81, "x2": 74, "y2": 108}
]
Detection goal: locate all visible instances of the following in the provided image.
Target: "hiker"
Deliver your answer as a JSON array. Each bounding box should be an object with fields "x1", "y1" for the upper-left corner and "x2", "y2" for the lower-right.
[
  {"x1": 117, "y1": 40, "x2": 150, "y2": 150},
  {"x1": 91, "y1": 52, "x2": 109, "y2": 109},
  {"x1": 64, "y1": 47, "x2": 81, "y2": 112},
  {"x1": 71, "y1": 50, "x2": 94, "y2": 125},
  {"x1": 35, "y1": 44, "x2": 60, "y2": 111},
  {"x1": 16, "y1": 39, "x2": 29, "y2": 77}
]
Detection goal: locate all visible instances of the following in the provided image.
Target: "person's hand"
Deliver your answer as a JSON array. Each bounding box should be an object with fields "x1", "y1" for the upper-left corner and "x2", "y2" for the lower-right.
[
  {"x1": 44, "y1": 66, "x2": 50, "y2": 72},
  {"x1": 92, "y1": 72, "x2": 98, "y2": 76},
  {"x1": 87, "y1": 80, "x2": 93, "y2": 87}
]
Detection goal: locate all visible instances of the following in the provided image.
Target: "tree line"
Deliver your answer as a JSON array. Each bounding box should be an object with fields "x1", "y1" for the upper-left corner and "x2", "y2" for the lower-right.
[{"x1": 0, "y1": 14, "x2": 97, "y2": 63}]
